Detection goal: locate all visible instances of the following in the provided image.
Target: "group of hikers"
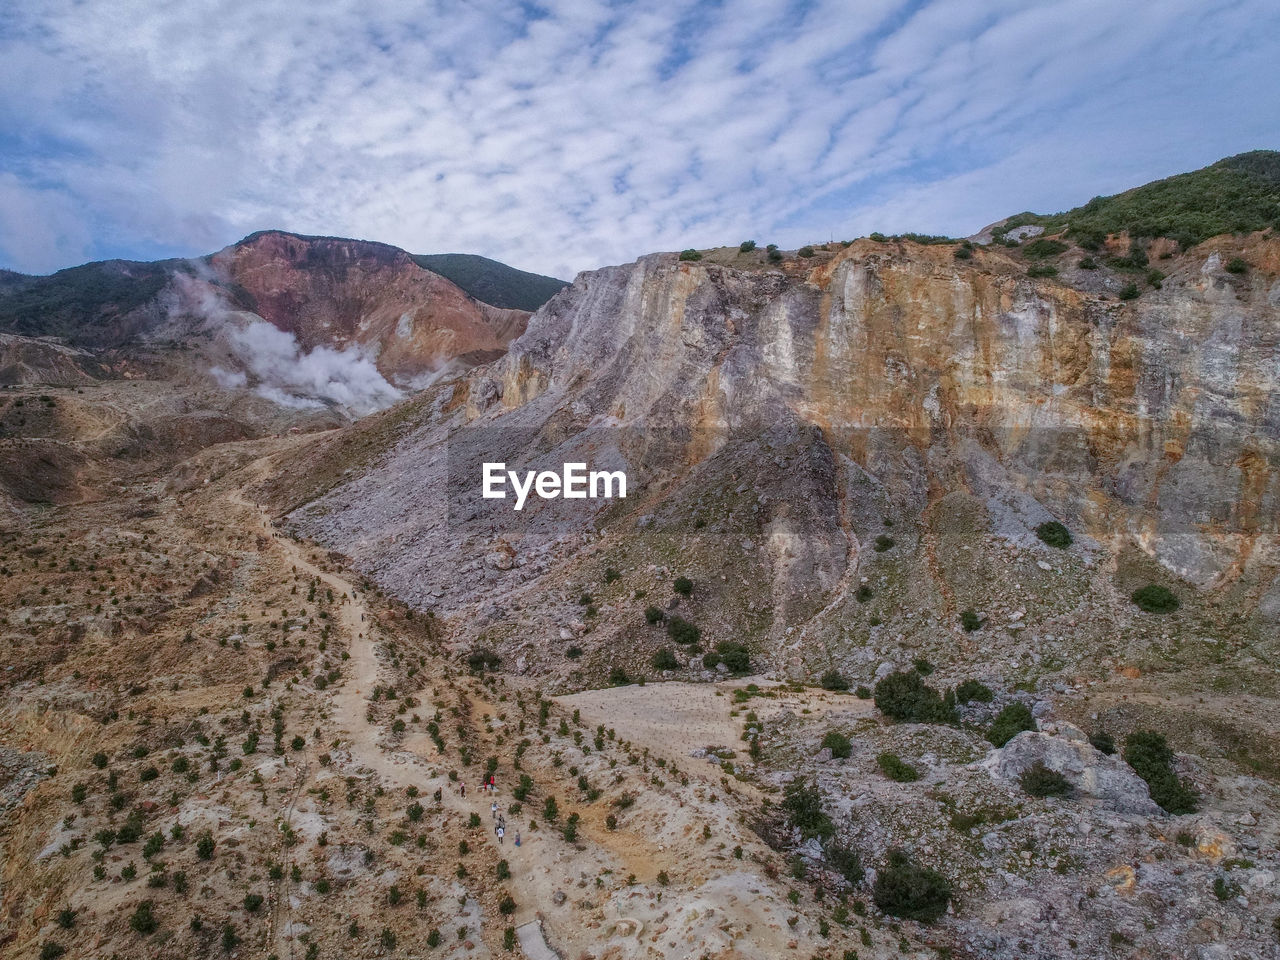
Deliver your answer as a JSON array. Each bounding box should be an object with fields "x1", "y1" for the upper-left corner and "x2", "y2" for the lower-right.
[{"x1": 470, "y1": 773, "x2": 519, "y2": 846}]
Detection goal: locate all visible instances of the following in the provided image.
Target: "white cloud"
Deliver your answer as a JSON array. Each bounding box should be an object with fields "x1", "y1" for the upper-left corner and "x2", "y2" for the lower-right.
[{"x1": 0, "y1": 0, "x2": 1277, "y2": 278}]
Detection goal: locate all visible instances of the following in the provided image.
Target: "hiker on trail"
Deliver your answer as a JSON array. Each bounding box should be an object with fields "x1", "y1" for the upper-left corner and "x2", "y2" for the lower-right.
[
  {"x1": 460, "y1": 783, "x2": 465, "y2": 798},
  {"x1": 514, "y1": 831, "x2": 521, "y2": 847},
  {"x1": 497, "y1": 825, "x2": 504, "y2": 844},
  {"x1": 491, "y1": 801, "x2": 498, "y2": 819}
]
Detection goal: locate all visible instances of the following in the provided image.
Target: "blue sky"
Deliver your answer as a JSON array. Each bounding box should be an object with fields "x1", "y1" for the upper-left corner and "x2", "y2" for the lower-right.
[{"x1": 1, "y1": 0, "x2": 1278, "y2": 279}]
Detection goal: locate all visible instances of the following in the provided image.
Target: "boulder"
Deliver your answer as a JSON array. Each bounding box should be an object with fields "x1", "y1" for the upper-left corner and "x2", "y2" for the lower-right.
[{"x1": 981, "y1": 729, "x2": 1161, "y2": 815}]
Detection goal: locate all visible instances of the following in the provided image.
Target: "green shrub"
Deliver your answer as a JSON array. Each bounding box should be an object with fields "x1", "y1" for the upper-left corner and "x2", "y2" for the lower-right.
[
  {"x1": 40, "y1": 942, "x2": 67, "y2": 960},
  {"x1": 1132, "y1": 584, "x2": 1179, "y2": 613},
  {"x1": 767, "y1": 248, "x2": 783, "y2": 263},
  {"x1": 782, "y1": 778, "x2": 832, "y2": 840},
  {"x1": 912, "y1": 658, "x2": 933, "y2": 676},
  {"x1": 825, "y1": 841, "x2": 863, "y2": 885},
  {"x1": 797, "y1": 246, "x2": 815, "y2": 258},
  {"x1": 1225, "y1": 256, "x2": 1248, "y2": 273},
  {"x1": 873, "y1": 671, "x2": 954, "y2": 723},
  {"x1": 1035, "y1": 520, "x2": 1072, "y2": 548},
  {"x1": 855, "y1": 585, "x2": 873, "y2": 602},
  {"x1": 678, "y1": 249, "x2": 702, "y2": 261},
  {"x1": 876, "y1": 752, "x2": 918, "y2": 782},
  {"x1": 959, "y1": 608, "x2": 982, "y2": 632},
  {"x1": 129, "y1": 900, "x2": 158, "y2": 935},
  {"x1": 872, "y1": 535, "x2": 894, "y2": 552},
  {"x1": 854, "y1": 685, "x2": 871, "y2": 699},
  {"x1": 955, "y1": 679, "x2": 993, "y2": 704},
  {"x1": 1146, "y1": 268, "x2": 1165, "y2": 288},
  {"x1": 1020, "y1": 761, "x2": 1072, "y2": 797},
  {"x1": 987, "y1": 702, "x2": 1035, "y2": 747},
  {"x1": 713, "y1": 640, "x2": 751, "y2": 673},
  {"x1": 608, "y1": 666, "x2": 630, "y2": 686},
  {"x1": 243, "y1": 893, "x2": 263, "y2": 912},
  {"x1": 466, "y1": 648, "x2": 501, "y2": 674},
  {"x1": 1089, "y1": 730, "x2": 1116, "y2": 755},
  {"x1": 195, "y1": 832, "x2": 215, "y2": 860},
  {"x1": 820, "y1": 669, "x2": 849, "y2": 691},
  {"x1": 1078, "y1": 256, "x2": 1098, "y2": 269},
  {"x1": 1027, "y1": 263, "x2": 1059, "y2": 278},
  {"x1": 739, "y1": 240, "x2": 757, "y2": 252},
  {"x1": 953, "y1": 245, "x2": 972, "y2": 260},
  {"x1": 1124, "y1": 731, "x2": 1197, "y2": 814},
  {"x1": 644, "y1": 605, "x2": 666, "y2": 625},
  {"x1": 221, "y1": 923, "x2": 239, "y2": 953},
  {"x1": 821, "y1": 731, "x2": 851, "y2": 759},
  {"x1": 1022, "y1": 238, "x2": 1068, "y2": 258},
  {"x1": 666, "y1": 615, "x2": 700, "y2": 645},
  {"x1": 673, "y1": 576, "x2": 693, "y2": 597},
  {"x1": 1119, "y1": 282, "x2": 1140, "y2": 300},
  {"x1": 603, "y1": 566, "x2": 621, "y2": 583},
  {"x1": 651, "y1": 648, "x2": 679, "y2": 671},
  {"x1": 872, "y1": 849, "x2": 951, "y2": 922}
]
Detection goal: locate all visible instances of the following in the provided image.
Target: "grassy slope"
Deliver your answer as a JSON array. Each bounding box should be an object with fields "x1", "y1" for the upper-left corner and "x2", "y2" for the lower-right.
[
  {"x1": 998, "y1": 150, "x2": 1280, "y2": 247},
  {"x1": 411, "y1": 252, "x2": 568, "y2": 311}
]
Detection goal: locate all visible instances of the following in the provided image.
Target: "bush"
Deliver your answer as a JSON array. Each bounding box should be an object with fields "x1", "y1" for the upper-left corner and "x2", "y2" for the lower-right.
[
  {"x1": 1146, "y1": 268, "x2": 1165, "y2": 288},
  {"x1": 1022, "y1": 238, "x2": 1068, "y2": 258},
  {"x1": 1020, "y1": 761, "x2": 1072, "y2": 797},
  {"x1": 767, "y1": 249, "x2": 783, "y2": 263},
  {"x1": 854, "y1": 685, "x2": 871, "y2": 699},
  {"x1": 714, "y1": 640, "x2": 751, "y2": 673},
  {"x1": 608, "y1": 666, "x2": 630, "y2": 686},
  {"x1": 673, "y1": 576, "x2": 693, "y2": 597},
  {"x1": 1124, "y1": 731, "x2": 1197, "y2": 814},
  {"x1": 221, "y1": 923, "x2": 239, "y2": 953},
  {"x1": 955, "y1": 679, "x2": 993, "y2": 704},
  {"x1": 1027, "y1": 263, "x2": 1059, "y2": 278},
  {"x1": 129, "y1": 900, "x2": 158, "y2": 935},
  {"x1": 987, "y1": 702, "x2": 1035, "y2": 747},
  {"x1": 666, "y1": 615, "x2": 700, "y2": 645},
  {"x1": 1225, "y1": 256, "x2": 1248, "y2": 273},
  {"x1": 466, "y1": 648, "x2": 501, "y2": 674},
  {"x1": 874, "y1": 671, "x2": 954, "y2": 723},
  {"x1": 678, "y1": 249, "x2": 702, "y2": 261},
  {"x1": 1089, "y1": 730, "x2": 1116, "y2": 755},
  {"x1": 872, "y1": 535, "x2": 894, "y2": 552},
  {"x1": 195, "y1": 832, "x2": 215, "y2": 860},
  {"x1": 959, "y1": 608, "x2": 982, "y2": 632},
  {"x1": 872, "y1": 849, "x2": 951, "y2": 922},
  {"x1": 854, "y1": 585, "x2": 873, "y2": 602},
  {"x1": 651, "y1": 648, "x2": 679, "y2": 670},
  {"x1": 644, "y1": 605, "x2": 665, "y2": 625},
  {"x1": 603, "y1": 566, "x2": 621, "y2": 582},
  {"x1": 821, "y1": 730, "x2": 851, "y2": 759},
  {"x1": 1078, "y1": 256, "x2": 1098, "y2": 269},
  {"x1": 782, "y1": 778, "x2": 832, "y2": 840},
  {"x1": 819, "y1": 669, "x2": 849, "y2": 691},
  {"x1": 912, "y1": 657, "x2": 933, "y2": 676},
  {"x1": 40, "y1": 943, "x2": 66, "y2": 960},
  {"x1": 825, "y1": 841, "x2": 863, "y2": 885},
  {"x1": 1119, "y1": 282, "x2": 1140, "y2": 300},
  {"x1": 953, "y1": 245, "x2": 972, "y2": 260},
  {"x1": 797, "y1": 245, "x2": 815, "y2": 258},
  {"x1": 243, "y1": 893, "x2": 264, "y2": 912},
  {"x1": 739, "y1": 240, "x2": 756, "y2": 252},
  {"x1": 1035, "y1": 520, "x2": 1073, "y2": 549},
  {"x1": 876, "y1": 752, "x2": 918, "y2": 782},
  {"x1": 1132, "y1": 584, "x2": 1179, "y2": 613}
]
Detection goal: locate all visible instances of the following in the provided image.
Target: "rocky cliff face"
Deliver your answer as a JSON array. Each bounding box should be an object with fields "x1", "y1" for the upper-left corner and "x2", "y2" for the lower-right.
[
  {"x1": 281, "y1": 235, "x2": 1280, "y2": 687},
  {"x1": 210, "y1": 232, "x2": 529, "y2": 382}
]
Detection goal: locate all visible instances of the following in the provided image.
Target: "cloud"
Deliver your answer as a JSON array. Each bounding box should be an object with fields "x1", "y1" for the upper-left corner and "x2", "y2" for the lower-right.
[{"x1": 0, "y1": 0, "x2": 1277, "y2": 278}]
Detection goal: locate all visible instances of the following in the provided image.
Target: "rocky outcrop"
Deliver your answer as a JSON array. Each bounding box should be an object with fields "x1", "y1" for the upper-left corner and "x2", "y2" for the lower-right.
[
  {"x1": 284, "y1": 235, "x2": 1280, "y2": 679},
  {"x1": 981, "y1": 724, "x2": 1162, "y2": 815}
]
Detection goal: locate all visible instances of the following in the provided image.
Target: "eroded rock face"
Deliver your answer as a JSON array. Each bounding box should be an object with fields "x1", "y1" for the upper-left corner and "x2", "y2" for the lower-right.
[
  {"x1": 285, "y1": 238, "x2": 1279, "y2": 676},
  {"x1": 981, "y1": 727, "x2": 1161, "y2": 816},
  {"x1": 212, "y1": 232, "x2": 529, "y2": 383}
]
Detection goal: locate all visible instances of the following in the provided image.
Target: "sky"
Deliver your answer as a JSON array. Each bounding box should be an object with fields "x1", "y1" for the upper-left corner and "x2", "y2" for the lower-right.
[{"x1": 1, "y1": 0, "x2": 1278, "y2": 280}]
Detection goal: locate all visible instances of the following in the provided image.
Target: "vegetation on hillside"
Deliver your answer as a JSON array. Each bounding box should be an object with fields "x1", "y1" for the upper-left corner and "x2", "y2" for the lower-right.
[
  {"x1": 995, "y1": 150, "x2": 1280, "y2": 249},
  {"x1": 0, "y1": 260, "x2": 177, "y2": 342},
  {"x1": 411, "y1": 252, "x2": 568, "y2": 311}
]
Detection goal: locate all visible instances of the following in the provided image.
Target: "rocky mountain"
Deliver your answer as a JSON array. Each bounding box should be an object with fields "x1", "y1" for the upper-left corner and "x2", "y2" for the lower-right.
[
  {"x1": 0, "y1": 231, "x2": 566, "y2": 391},
  {"x1": 277, "y1": 227, "x2": 1279, "y2": 681}
]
